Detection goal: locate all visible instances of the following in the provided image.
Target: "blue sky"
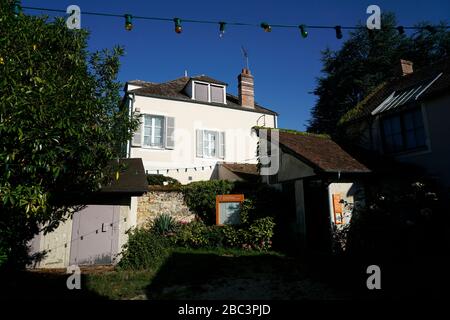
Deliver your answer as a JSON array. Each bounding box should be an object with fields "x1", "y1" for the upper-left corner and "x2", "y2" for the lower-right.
[{"x1": 22, "y1": 0, "x2": 450, "y2": 131}]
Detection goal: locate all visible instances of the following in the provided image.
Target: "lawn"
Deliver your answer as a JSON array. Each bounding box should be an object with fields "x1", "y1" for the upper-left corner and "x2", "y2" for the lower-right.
[
  {"x1": 2, "y1": 247, "x2": 445, "y2": 300},
  {"x1": 0, "y1": 248, "x2": 357, "y2": 300}
]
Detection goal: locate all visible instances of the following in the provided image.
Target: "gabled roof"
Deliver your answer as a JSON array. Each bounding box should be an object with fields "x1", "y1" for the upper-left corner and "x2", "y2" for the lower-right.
[
  {"x1": 220, "y1": 162, "x2": 259, "y2": 175},
  {"x1": 126, "y1": 76, "x2": 277, "y2": 116},
  {"x1": 341, "y1": 59, "x2": 450, "y2": 123},
  {"x1": 191, "y1": 75, "x2": 228, "y2": 86},
  {"x1": 277, "y1": 131, "x2": 370, "y2": 173}
]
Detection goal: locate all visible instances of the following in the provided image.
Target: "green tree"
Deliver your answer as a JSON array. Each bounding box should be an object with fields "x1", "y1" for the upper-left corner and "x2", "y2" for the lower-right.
[
  {"x1": 308, "y1": 13, "x2": 450, "y2": 135},
  {"x1": 0, "y1": 0, "x2": 139, "y2": 268}
]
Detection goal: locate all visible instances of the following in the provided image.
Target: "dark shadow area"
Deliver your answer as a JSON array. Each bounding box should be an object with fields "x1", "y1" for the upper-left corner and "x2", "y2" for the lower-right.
[
  {"x1": 0, "y1": 270, "x2": 107, "y2": 300},
  {"x1": 145, "y1": 251, "x2": 360, "y2": 300}
]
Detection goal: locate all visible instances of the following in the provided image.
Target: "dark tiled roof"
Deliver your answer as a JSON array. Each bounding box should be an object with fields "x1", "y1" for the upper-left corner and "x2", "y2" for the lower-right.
[
  {"x1": 221, "y1": 162, "x2": 259, "y2": 175},
  {"x1": 191, "y1": 75, "x2": 228, "y2": 86},
  {"x1": 341, "y1": 59, "x2": 450, "y2": 123},
  {"x1": 127, "y1": 76, "x2": 277, "y2": 116},
  {"x1": 100, "y1": 158, "x2": 148, "y2": 194},
  {"x1": 278, "y1": 131, "x2": 370, "y2": 173}
]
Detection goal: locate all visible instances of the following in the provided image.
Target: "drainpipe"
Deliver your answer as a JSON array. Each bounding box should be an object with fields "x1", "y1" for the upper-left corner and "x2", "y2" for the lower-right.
[{"x1": 126, "y1": 93, "x2": 135, "y2": 158}]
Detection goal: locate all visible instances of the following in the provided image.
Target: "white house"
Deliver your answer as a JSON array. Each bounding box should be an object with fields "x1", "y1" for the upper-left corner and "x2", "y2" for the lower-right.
[{"x1": 124, "y1": 68, "x2": 278, "y2": 184}]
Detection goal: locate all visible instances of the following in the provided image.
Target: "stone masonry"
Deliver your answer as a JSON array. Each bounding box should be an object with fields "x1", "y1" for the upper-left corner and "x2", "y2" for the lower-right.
[{"x1": 136, "y1": 190, "x2": 196, "y2": 228}]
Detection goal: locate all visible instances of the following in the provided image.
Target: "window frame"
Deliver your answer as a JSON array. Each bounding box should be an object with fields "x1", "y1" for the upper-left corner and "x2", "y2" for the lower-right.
[
  {"x1": 192, "y1": 80, "x2": 226, "y2": 104},
  {"x1": 380, "y1": 107, "x2": 428, "y2": 155},
  {"x1": 142, "y1": 114, "x2": 165, "y2": 149},
  {"x1": 196, "y1": 129, "x2": 225, "y2": 159}
]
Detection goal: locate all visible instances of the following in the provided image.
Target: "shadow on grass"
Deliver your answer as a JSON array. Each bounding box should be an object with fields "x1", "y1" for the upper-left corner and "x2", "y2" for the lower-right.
[
  {"x1": 145, "y1": 250, "x2": 363, "y2": 300},
  {"x1": 0, "y1": 270, "x2": 107, "y2": 300}
]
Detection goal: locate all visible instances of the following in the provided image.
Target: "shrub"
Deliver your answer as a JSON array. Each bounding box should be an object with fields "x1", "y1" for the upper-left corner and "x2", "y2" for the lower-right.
[
  {"x1": 146, "y1": 174, "x2": 181, "y2": 186},
  {"x1": 118, "y1": 228, "x2": 171, "y2": 270},
  {"x1": 0, "y1": 246, "x2": 7, "y2": 270},
  {"x1": 182, "y1": 180, "x2": 234, "y2": 225},
  {"x1": 248, "y1": 217, "x2": 276, "y2": 250},
  {"x1": 174, "y1": 221, "x2": 210, "y2": 248},
  {"x1": 151, "y1": 214, "x2": 178, "y2": 235}
]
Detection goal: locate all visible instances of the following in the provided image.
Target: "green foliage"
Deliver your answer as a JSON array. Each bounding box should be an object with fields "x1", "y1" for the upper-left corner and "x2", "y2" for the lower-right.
[
  {"x1": 248, "y1": 217, "x2": 276, "y2": 250},
  {"x1": 0, "y1": 245, "x2": 7, "y2": 269},
  {"x1": 118, "y1": 228, "x2": 171, "y2": 270},
  {"x1": 175, "y1": 218, "x2": 275, "y2": 251},
  {"x1": 151, "y1": 214, "x2": 178, "y2": 236},
  {"x1": 181, "y1": 180, "x2": 234, "y2": 224},
  {"x1": 308, "y1": 12, "x2": 450, "y2": 135},
  {"x1": 146, "y1": 174, "x2": 180, "y2": 186},
  {"x1": 345, "y1": 179, "x2": 450, "y2": 258},
  {"x1": 0, "y1": 0, "x2": 139, "y2": 267},
  {"x1": 175, "y1": 221, "x2": 212, "y2": 248}
]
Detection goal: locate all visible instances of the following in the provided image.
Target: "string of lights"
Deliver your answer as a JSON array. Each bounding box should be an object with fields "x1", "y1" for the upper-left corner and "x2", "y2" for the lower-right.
[{"x1": 13, "y1": 3, "x2": 449, "y2": 39}]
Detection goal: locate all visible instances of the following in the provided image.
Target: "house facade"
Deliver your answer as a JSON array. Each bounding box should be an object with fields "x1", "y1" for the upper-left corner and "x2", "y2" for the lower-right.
[
  {"x1": 341, "y1": 59, "x2": 450, "y2": 193},
  {"x1": 124, "y1": 68, "x2": 278, "y2": 184}
]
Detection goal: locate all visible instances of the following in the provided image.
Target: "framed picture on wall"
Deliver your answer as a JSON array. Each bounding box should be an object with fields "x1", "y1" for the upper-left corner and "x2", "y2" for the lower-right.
[{"x1": 216, "y1": 194, "x2": 244, "y2": 225}]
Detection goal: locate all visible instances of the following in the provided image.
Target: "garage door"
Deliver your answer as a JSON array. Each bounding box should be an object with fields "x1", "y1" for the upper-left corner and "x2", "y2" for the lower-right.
[{"x1": 69, "y1": 205, "x2": 121, "y2": 266}]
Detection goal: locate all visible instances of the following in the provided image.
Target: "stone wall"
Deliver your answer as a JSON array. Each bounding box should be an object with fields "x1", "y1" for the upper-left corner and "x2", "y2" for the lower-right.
[{"x1": 136, "y1": 190, "x2": 195, "y2": 228}]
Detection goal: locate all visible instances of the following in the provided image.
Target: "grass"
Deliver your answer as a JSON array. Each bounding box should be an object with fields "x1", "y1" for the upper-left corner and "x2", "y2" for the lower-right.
[
  {"x1": 6, "y1": 247, "x2": 441, "y2": 300},
  {"x1": 84, "y1": 248, "x2": 285, "y2": 300}
]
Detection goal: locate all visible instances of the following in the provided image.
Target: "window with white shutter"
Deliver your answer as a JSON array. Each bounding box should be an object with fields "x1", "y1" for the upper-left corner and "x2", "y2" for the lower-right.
[
  {"x1": 131, "y1": 113, "x2": 143, "y2": 147},
  {"x1": 196, "y1": 129, "x2": 225, "y2": 159}
]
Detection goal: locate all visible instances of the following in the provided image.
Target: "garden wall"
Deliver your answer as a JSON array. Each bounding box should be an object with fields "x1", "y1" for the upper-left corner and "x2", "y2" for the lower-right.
[{"x1": 136, "y1": 188, "x2": 195, "y2": 227}]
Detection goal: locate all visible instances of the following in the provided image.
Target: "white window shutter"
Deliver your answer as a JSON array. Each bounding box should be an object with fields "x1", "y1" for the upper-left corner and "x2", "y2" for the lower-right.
[
  {"x1": 196, "y1": 129, "x2": 203, "y2": 157},
  {"x1": 219, "y1": 131, "x2": 225, "y2": 159},
  {"x1": 131, "y1": 113, "x2": 143, "y2": 147},
  {"x1": 165, "y1": 117, "x2": 175, "y2": 149}
]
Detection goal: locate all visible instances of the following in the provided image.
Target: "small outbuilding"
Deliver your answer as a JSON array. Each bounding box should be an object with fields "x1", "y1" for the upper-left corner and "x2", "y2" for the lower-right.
[{"x1": 261, "y1": 130, "x2": 370, "y2": 252}]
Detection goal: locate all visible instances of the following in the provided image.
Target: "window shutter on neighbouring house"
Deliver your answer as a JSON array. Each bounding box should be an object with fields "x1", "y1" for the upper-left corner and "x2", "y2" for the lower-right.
[
  {"x1": 196, "y1": 129, "x2": 203, "y2": 157},
  {"x1": 131, "y1": 113, "x2": 142, "y2": 147},
  {"x1": 219, "y1": 131, "x2": 225, "y2": 159},
  {"x1": 165, "y1": 117, "x2": 175, "y2": 149}
]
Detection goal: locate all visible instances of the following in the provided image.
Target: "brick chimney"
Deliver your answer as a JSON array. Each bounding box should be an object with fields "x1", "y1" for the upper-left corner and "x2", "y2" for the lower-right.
[
  {"x1": 400, "y1": 59, "x2": 414, "y2": 76},
  {"x1": 238, "y1": 68, "x2": 255, "y2": 108}
]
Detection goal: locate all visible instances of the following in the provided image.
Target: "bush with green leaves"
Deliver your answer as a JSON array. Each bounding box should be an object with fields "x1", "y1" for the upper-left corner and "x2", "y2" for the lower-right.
[
  {"x1": 151, "y1": 214, "x2": 178, "y2": 236},
  {"x1": 0, "y1": 245, "x2": 7, "y2": 269},
  {"x1": 118, "y1": 228, "x2": 171, "y2": 270},
  {"x1": 174, "y1": 221, "x2": 211, "y2": 248},
  {"x1": 181, "y1": 180, "x2": 234, "y2": 225},
  {"x1": 146, "y1": 174, "x2": 181, "y2": 186}
]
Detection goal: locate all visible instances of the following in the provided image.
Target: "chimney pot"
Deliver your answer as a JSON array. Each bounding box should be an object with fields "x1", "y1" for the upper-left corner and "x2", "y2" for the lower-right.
[{"x1": 400, "y1": 59, "x2": 414, "y2": 76}]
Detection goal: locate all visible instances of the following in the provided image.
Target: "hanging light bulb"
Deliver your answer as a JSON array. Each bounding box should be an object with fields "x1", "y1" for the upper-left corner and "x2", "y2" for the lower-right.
[
  {"x1": 397, "y1": 26, "x2": 405, "y2": 35},
  {"x1": 334, "y1": 25, "x2": 343, "y2": 39},
  {"x1": 298, "y1": 24, "x2": 308, "y2": 38},
  {"x1": 12, "y1": 0, "x2": 21, "y2": 18},
  {"x1": 124, "y1": 14, "x2": 133, "y2": 31},
  {"x1": 219, "y1": 21, "x2": 226, "y2": 38},
  {"x1": 261, "y1": 22, "x2": 271, "y2": 32},
  {"x1": 174, "y1": 18, "x2": 182, "y2": 34}
]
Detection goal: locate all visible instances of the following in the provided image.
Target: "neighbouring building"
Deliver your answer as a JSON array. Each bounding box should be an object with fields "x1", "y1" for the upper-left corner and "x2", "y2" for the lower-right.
[
  {"x1": 340, "y1": 59, "x2": 450, "y2": 193},
  {"x1": 29, "y1": 158, "x2": 148, "y2": 268},
  {"x1": 260, "y1": 129, "x2": 370, "y2": 252},
  {"x1": 123, "y1": 68, "x2": 278, "y2": 184}
]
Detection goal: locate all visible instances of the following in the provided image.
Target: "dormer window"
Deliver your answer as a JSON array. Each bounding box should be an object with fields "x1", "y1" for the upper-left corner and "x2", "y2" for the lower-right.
[{"x1": 192, "y1": 81, "x2": 226, "y2": 104}]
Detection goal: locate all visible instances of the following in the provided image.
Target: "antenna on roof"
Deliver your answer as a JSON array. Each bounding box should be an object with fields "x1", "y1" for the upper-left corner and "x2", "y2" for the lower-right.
[
  {"x1": 241, "y1": 46, "x2": 249, "y2": 70},
  {"x1": 184, "y1": 70, "x2": 188, "y2": 77}
]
